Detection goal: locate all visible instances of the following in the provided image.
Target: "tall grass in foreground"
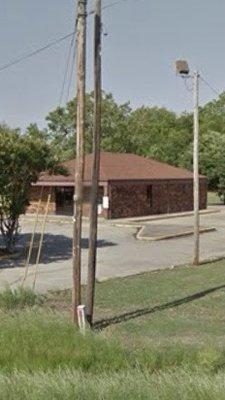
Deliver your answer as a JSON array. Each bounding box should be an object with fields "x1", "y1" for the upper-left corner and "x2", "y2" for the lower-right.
[
  {"x1": 1, "y1": 310, "x2": 225, "y2": 374},
  {"x1": 1, "y1": 369, "x2": 225, "y2": 400},
  {"x1": 0, "y1": 287, "x2": 41, "y2": 310},
  {"x1": 0, "y1": 310, "x2": 128, "y2": 373}
]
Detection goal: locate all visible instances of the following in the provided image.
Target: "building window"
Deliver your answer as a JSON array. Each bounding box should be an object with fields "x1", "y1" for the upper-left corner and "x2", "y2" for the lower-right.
[{"x1": 147, "y1": 185, "x2": 153, "y2": 207}]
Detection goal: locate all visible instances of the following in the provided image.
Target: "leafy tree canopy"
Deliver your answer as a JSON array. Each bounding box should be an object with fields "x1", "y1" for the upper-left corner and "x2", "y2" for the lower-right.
[
  {"x1": 44, "y1": 90, "x2": 225, "y2": 198},
  {"x1": 0, "y1": 124, "x2": 63, "y2": 252},
  {"x1": 46, "y1": 92, "x2": 132, "y2": 160},
  {"x1": 3, "y1": 90, "x2": 225, "y2": 250}
]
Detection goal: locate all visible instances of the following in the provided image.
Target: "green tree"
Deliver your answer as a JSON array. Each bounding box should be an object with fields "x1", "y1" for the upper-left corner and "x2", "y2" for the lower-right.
[
  {"x1": 46, "y1": 92, "x2": 132, "y2": 160},
  {"x1": 45, "y1": 89, "x2": 225, "y2": 198},
  {"x1": 198, "y1": 131, "x2": 224, "y2": 190},
  {"x1": 26, "y1": 123, "x2": 49, "y2": 141},
  {"x1": 0, "y1": 124, "x2": 63, "y2": 253},
  {"x1": 200, "y1": 92, "x2": 225, "y2": 135},
  {"x1": 127, "y1": 107, "x2": 192, "y2": 165}
]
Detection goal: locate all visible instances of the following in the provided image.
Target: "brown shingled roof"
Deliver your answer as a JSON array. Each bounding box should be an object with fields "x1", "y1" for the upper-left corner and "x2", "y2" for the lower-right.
[{"x1": 38, "y1": 152, "x2": 204, "y2": 185}]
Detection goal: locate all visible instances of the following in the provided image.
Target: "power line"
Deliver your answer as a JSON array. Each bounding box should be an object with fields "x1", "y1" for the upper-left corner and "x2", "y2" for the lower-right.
[
  {"x1": 62, "y1": 0, "x2": 126, "y2": 105},
  {"x1": 101, "y1": 0, "x2": 130, "y2": 12},
  {"x1": 65, "y1": 42, "x2": 77, "y2": 104},
  {"x1": 0, "y1": 0, "x2": 133, "y2": 74},
  {"x1": 200, "y1": 76, "x2": 220, "y2": 97},
  {"x1": 182, "y1": 73, "x2": 220, "y2": 98},
  {"x1": 59, "y1": 29, "x2": 76, "y2": 106},
  {"x1": 87, "y1": 0, "x2": 130, "y2": 14},
  {"x1": 0, "y1": 32, "x2": 75, "y2": 73},
  {"x1": 183, "y1": 76, "x2": 193, "y2": 92}
]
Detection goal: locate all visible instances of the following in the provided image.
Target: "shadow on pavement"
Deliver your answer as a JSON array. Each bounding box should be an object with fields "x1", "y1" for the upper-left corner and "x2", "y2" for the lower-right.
[
  {"x1": 0, "y1": 233, "x2": 117, "y2": 268},
  {"x1": 94, "y1": 283, "x2": 225, "y2": 331}
]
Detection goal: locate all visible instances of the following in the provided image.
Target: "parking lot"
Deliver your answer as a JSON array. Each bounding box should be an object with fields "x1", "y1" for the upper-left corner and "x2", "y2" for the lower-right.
[{"x1": 0, "y1": 207, "x2": 224, "y2": 292}]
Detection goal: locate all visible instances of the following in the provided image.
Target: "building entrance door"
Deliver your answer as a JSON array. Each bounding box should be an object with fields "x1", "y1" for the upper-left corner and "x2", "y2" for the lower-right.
[{"x1": 55, "y1": 187, "x2": 74, "y2": 215}]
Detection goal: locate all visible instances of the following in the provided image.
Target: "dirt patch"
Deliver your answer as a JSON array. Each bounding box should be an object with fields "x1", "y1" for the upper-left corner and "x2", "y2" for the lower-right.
[{"x1": 43, "y1": 290, "x2": 71, "y2": 313}]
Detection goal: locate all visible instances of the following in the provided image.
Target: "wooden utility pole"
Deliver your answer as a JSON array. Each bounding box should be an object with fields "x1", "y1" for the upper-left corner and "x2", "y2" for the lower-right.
[
  {"x1": 72, "y1": 0, "x2": 87, "y2": 324},
  {"x1": 193, "y1": 71, "x2": 200, "y2": 265},
  {"x1": 86, "y1": 0, "x2": 102, "y2": 326}
]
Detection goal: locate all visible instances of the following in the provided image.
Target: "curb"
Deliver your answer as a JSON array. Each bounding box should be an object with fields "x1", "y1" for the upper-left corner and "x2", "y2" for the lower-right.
[
  {"x1": 96, "y1": 255, "x2": 225, "y2": 283},
  {"x1": 136, "y1": 226, "x2": 216, "y2": 241},
  {"x1": 112, "y1": 208, "x2": 221, "y2": 226}
]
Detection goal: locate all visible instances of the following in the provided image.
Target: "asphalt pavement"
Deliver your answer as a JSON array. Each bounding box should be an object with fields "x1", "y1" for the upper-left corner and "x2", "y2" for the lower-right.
[{"x1": 0, "y1": 206, "x2": 224, "y2": 292}]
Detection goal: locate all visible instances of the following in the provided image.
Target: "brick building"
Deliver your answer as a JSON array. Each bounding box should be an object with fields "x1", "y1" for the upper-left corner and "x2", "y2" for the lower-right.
[{"x1": 28, "y1": 152, "x2": 207, "y2": 219}]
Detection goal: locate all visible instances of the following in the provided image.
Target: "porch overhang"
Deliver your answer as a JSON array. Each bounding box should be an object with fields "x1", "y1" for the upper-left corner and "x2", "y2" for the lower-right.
[{"x1": 33, "y1": 180, "x2": 108, "y2": 187}]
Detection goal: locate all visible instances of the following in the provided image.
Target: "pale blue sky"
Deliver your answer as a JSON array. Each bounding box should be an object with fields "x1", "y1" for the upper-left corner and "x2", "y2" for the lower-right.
[{"x1": 0, "y1": 0, "x2": 224, "y2": 131}]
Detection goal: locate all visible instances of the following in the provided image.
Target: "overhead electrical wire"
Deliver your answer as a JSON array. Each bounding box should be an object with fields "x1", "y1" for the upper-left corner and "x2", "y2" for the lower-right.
[
  {"x1": 101, "y1": 0, "x2": 130, "y2": 12},
  {"x1": 200, "y1": 76, "x2": 220, "y2": 97},
  {"x1": 0, "y1": 31, "x2": 75, "y2": 73},
  {"x1": 182, "y1": 73, "x2": 220, "y2": 98},
  {"x1": 59, "y1": 0, "x2": 130, "y2": 105},
  {"x1": 0, "y1": 0, "x2": 133, "y2": 74},
  {"x1": 58, "y1": 26, "x2": 76, "y2": 106},
  {"x1": 65, "y1": 41, "x2": 77, "y2": 104},
  {"x1": 0, "y1": 0, "x2": 220, "y2": 110}
]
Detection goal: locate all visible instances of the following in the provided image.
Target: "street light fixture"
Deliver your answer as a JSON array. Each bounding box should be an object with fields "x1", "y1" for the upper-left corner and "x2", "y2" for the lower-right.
[
  {"x1": 174, "y1": 60, "x2": 200, "y2": 266},
  {"x1": 173, "y1": 59, "x2": 190, "y2": 76}
]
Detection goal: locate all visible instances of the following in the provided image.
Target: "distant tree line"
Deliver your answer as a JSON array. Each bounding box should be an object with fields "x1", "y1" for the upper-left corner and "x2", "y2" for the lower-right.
[{"x1": 43, "y1": 91, "x2": 225, "y2": 201}]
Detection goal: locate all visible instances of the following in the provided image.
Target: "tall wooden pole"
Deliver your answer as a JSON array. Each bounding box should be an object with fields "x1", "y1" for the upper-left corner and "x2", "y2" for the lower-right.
[
  {"x1": 72, "y1": 0, "x2": 87, "y2": 324},
  {"x1": 86, "y1": 0, "x2": 102, "y2": 326},
  {"x1": 193, "y1": 71, "x2": 200, "y2": 266}
]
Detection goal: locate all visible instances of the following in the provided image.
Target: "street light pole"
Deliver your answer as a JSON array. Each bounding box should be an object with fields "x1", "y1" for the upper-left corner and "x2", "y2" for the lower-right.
[
  {"x1": 193, "y1": 71, "x2": 200, "y2": 266},
  {"x1": 173, "y1": 61, "x2": 200, "y2": 266}
]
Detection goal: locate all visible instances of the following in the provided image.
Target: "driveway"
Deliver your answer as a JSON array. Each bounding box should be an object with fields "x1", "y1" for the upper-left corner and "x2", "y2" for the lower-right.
[{"x1": 0, "y1": 207, "x2": 225, "y2": 292}]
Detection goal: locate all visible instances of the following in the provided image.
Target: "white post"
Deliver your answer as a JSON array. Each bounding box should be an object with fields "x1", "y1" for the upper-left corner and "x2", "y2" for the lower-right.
[
  {"x1": 77, "y1": 305, "x2": 87, "y2": 335},
  {"x1": 193, "y1": 71, "x2": 200, "y2": 265}
]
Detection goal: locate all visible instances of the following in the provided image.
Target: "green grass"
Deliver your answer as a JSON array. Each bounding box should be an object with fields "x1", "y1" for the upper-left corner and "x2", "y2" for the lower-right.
[
  {"x1": 95, "y1": 262, "x2": 225, "y2": 348},
  {"x1": 0, "y1": 309, "x2": 221, "y2": 373},
  {"x1": 46, "y1": 260, "x2": 225, "y2": 348},
  {"x1": 0, "y1": 311, "x2": 131, "y2": 373},
  {"x1": 208, "y1": 191, "x2": 222, "y2": 205},
  {"x1": 3, "y1": 260, "x2": 225, "y2": 398},
  {"x1": 2, "y1": 369, "x2": 225, "y2": 400},
  {"x1": 0, "y1": 287, "x2": 42, "y2": 310}
]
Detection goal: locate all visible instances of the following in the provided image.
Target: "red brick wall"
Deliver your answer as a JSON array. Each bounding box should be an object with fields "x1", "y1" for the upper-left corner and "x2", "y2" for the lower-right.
[
  {"x1": 108, "y1": 179, "x2": 207, "y2": 219},
  {"x1": 200, "y1": 179, "x2": 208, "y2": 209},
  {"x1": 27, "y1": 186, "x2": 106, "y2": 218},
  {"x1": 28, "y1": 180, "x2": 207, "y2": 219}
]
